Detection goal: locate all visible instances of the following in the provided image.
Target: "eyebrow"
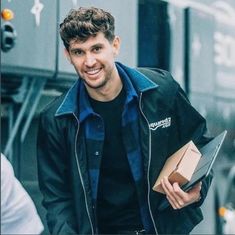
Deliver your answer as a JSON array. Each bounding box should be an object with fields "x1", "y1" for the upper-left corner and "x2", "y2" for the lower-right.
[
  {"x1": 91, "y1": 43, "x2": 104, "y2": 49},
  {"x1": 70, "y1": 43, "x2": 104, "y2": 53},
  {"x1": 70, "y1": 48, "x2": 82, "y2": 54}
]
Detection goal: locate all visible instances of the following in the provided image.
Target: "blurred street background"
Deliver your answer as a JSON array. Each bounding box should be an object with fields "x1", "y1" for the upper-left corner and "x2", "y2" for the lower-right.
[{"x1": 1, "y1": 0, "x2": 235, "y2": 234}]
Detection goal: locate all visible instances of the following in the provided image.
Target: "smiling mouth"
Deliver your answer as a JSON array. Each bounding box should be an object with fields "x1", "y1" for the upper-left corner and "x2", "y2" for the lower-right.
[{"x1": 85, "y1": 68, "x2": 102, "y2": 76}]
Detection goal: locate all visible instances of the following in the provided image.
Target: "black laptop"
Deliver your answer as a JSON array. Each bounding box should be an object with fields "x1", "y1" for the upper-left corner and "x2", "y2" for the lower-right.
[{"x1": 158, "y1": 130, "x2": 227, "y2": 211}]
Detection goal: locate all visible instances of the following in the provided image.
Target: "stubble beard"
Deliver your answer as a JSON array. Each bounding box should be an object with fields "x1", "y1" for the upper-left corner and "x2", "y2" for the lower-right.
[
  {"x1": 82, "y1": 66, "x2": 113, "y2": 90},
  {"x1": 83, "y1": 77, "x2": 108, "y2": 89}
]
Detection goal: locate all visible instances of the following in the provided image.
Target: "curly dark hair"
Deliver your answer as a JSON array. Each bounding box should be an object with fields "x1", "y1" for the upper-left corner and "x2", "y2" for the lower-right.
[{"x1": 60, "y1": 7, "x2": 115, "y2": 50}]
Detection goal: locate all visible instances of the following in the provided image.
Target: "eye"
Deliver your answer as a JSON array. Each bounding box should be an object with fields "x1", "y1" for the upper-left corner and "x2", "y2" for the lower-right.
[
  {"x1": 93, "y1": 46, "x2": 102, "y2": 53},
  {"x1": 71, "y1": 49, "x2": 83, "y2": 56}
]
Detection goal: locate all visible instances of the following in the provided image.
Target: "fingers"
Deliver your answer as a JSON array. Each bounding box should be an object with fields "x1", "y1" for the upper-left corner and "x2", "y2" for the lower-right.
[
  {"x1": 161, "y1": 177, "x2": 202, "y2": 210},
  {"x1": 192, "y1": 181, "x2": 202, "y2": 192},
  {"x1": 188, "y1": 181, "x2": 202, "y2": 202},
  {"x1": 161, "y1": 177, "x2": 186, "y2": 209}
]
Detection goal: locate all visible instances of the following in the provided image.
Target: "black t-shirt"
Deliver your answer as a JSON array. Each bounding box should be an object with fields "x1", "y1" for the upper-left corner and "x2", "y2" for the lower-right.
[{"x1": 89, "y1": 88, "x2": 143, "y2": 233}]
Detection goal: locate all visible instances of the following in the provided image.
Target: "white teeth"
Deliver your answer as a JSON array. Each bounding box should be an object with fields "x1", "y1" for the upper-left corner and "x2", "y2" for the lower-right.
[{"x1": 86, "y1": 68, "x2": 100, "y2": 75}]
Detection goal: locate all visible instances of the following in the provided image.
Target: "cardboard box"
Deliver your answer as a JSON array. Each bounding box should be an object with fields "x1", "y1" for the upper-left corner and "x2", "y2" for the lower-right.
[{"x1": 153, "y1": 141, "x2": 201, "y2": 194}]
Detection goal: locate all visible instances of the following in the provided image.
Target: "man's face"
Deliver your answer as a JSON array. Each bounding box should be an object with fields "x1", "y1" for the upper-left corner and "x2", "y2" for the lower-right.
[{"x1": 65, "y1": 32, "x2": 120, "y2": 90}]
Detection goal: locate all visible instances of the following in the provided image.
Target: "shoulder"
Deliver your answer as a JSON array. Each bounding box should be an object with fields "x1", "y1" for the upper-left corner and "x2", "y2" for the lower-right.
[
  {"x1": 136, "y1": 68, "x2": 180, "y2": 105},
  {"x1": 39, "y1": 80, "x2": 79, "y2": 122},
  {"x1": 137, "y1": 67, "x2": 179, "y2": 96},
  {"x1": 36, "y1": 94, "x2": 68, "y2": 140},
  {"x1": 136, "y1": 67, "x2": 177, "y2": 86},
  {"x1": 40, "y1": 93, "x2": 67, "y2": 118}
]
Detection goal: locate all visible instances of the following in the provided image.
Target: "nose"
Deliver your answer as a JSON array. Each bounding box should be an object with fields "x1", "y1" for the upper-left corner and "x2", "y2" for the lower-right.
[{"x1": 84, "y1": 53, "x2": 96, "y2": 67}]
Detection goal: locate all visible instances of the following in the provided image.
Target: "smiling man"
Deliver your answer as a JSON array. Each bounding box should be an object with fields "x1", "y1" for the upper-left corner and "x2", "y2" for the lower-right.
[
  {"x1": 65, "y1": 32, "x2": 122, "y2": 101},
  {"x1": 37, "y1": 7, "x2": 213, "y2": 235}
]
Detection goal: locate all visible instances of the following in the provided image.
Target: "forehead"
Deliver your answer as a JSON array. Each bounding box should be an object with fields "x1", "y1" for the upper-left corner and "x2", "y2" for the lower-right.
[{"x1": 68, "y1": 32, "x2": 111, "y2": 50}]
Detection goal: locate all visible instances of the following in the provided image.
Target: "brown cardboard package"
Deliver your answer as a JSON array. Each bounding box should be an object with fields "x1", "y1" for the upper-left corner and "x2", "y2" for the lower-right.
[{"x1": 153, "y1": 141, "x2": 201, "y2": 194}]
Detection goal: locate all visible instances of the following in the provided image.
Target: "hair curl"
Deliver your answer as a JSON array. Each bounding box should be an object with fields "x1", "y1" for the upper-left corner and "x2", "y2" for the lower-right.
[{"x1": 60, "y1": 7, "x2": 115, "y2": 50}]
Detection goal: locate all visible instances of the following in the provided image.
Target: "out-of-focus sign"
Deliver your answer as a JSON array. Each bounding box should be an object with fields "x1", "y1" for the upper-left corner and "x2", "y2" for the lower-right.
[
  {"x1": 188, "y1": 7, "x2": 215, "y2": 95},
  {"x1": 212, "y1": 1, "x2": 235, "y2": 98},
  {"x1": 168, "y1": 4, "x2": 186, "y2": 90}
]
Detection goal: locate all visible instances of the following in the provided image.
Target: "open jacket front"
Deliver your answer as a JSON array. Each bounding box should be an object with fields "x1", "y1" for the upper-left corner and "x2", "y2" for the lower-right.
[{"x1": 37, "y1": 62, "x2": 213, "y2": 234}]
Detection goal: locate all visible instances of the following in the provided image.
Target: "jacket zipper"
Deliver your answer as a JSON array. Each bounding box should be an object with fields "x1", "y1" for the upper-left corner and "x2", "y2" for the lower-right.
[
  {"x1": 139, "y1": 93, "x2": 158, "y2": 235},
  {"x1": 73, "y1": 113, "x2": 95, "y2": 234}
]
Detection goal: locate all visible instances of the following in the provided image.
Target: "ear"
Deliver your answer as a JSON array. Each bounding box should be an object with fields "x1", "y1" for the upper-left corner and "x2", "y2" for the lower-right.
[
  {"x1": 64, "y1": 48, "x2": 71, "y2": 63},
  {"x1": 112, "y1": 36, "x2": 121, "y2": 57}
]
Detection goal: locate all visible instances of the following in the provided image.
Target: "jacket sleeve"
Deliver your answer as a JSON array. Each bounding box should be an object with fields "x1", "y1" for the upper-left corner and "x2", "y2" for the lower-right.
[
  {"x1": 37, "y1": 112, "x2": 77, "y2": 234},
  {"x1": 173, "y1": 85, "x2": 213, "y2": 207}
]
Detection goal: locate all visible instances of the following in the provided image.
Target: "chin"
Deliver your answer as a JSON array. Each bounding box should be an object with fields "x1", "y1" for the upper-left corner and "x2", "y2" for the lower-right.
[{"x1": 86, "y1": 80, "x2": 107, "y2": 89}]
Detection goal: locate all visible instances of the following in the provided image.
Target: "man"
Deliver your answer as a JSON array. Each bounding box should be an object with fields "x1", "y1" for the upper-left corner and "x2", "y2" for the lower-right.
[
  {"x1": 37, "y1": 7, "x2": 212, "y2": 235},
  {"x1": 1, "y1": 153, "x2": 44, "y2": 234}
]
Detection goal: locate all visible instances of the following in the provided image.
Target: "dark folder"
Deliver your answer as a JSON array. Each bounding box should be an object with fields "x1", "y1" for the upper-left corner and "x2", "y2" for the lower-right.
[{"x1": 158, "y1": 130, "x2": 227, "y2": 211}]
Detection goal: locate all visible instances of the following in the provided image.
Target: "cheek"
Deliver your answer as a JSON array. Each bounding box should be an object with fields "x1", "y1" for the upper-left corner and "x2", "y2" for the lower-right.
[
  {"x1": 71, "y1": 60, "x2": 82, "y2": 69},
  {"x1": 70, "y1": 61, "x2": 82, "y2": 74}
]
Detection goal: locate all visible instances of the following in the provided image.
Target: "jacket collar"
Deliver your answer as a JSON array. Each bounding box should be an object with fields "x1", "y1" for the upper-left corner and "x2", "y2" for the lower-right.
[
  {"x1": 55, "y1": 62, "x2": 158, "y2": 117},
  {"x1": 55, "y1": 80, "x2": 80, "y2": 117},
  {"x1": 116, "y1": 62, "x2": 158, "y2": 93}
]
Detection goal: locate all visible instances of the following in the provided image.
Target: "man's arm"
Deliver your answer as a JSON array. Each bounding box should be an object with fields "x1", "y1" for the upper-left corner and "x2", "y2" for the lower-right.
[
  {"x1": 163, "y1": 84, "x2": 213, "y2": 209},
  {"x1": 37, "y1": 113, "x2": 77, "y2": 234}
]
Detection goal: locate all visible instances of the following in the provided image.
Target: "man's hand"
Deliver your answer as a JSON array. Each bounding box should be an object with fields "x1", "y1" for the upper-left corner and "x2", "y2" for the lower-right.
[{"x1": 161, "y1": 176, "x2": 202, "y2": 210}]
